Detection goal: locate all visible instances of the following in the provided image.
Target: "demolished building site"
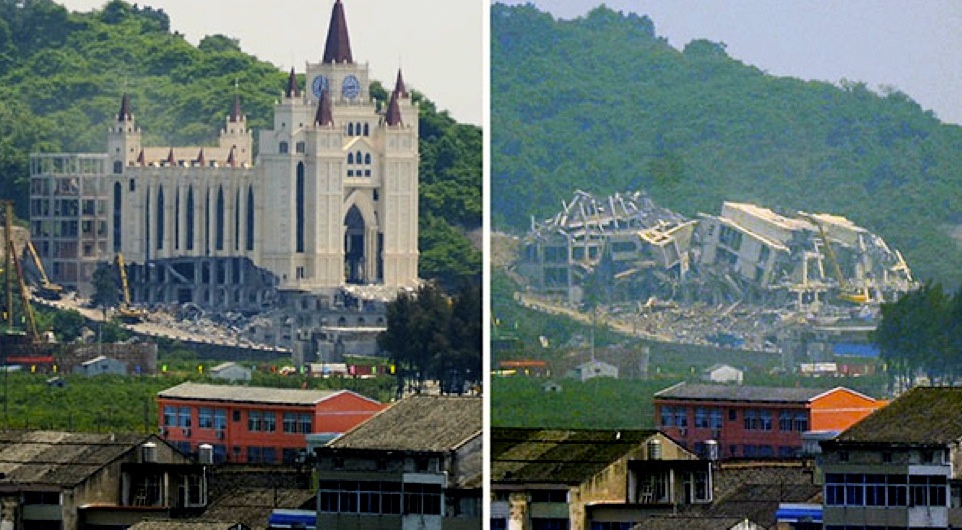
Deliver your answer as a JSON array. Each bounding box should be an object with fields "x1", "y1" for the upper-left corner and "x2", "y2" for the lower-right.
[{"x1": 514, "y1": 190, "x2": 917, "y2": 360}]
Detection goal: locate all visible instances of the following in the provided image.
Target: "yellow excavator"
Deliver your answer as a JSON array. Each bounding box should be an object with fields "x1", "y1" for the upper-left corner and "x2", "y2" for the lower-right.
[
  {"x1": 25, "y1": 241, "x2": 62, "y2": 300},
  {"x1": 801, "y1": 213, "x2": 870, "y2": 305},
  {"x1": 9, "y1": 240, "x2": 41, "y2": 342},
  {"x1": 115, "y1": 253, "x2": 147, "y2": 323}
]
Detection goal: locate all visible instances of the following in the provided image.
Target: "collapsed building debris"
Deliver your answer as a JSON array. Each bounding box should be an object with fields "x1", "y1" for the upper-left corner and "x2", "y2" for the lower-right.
[
  {"x1": 515, "y1": 191, "x2": 918, "y2": 357},
  {"x1": 519, "y1": 191, "x2": 916, "y2": 310}
]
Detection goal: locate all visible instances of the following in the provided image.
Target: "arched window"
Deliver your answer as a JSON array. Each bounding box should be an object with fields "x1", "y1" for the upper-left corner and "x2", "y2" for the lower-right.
[
  {"x1": 174, "y1": 190, "x2": 180, "y2": 250},
  {"x1": 355, "y1": 123, "x2": 361, "y2": 135},
  {"x1": 364, "y1": 153, "x2": 371, "y2": 165},
  {"x1": 234, "y1": 189, "x2": 240, "y2": 251},
  {"x1": 186, "y1": 186, "x2": 194, "y2": 251},
  {"x1": 347, "y1": 153, "x2": 354, "y2": 164},
  {"x1": 296, "y1": 162, "x2": 305, "y2": 253},
  {"x1": 279, "y1": 141, "x2": 289, "y2": 154},
  {"x1": 215, "y1": 186, "x2": 225, "y2": 251},
  {"x1": 112, "y1": 182, "x2": 122, "y2": 252},
  {"x1": 156, "y1": 186, "x2": 165, "y2": 250},
  {"x1": 356, "y1": 150, "x2": 362, "y2": 164},
  {"x1": 348, "y1": 123, "x2": 354, "y2": 136},
  {"x1": 363, "y1": 123, "x2": 369, "y2": 136},
  {"x1": 246, "y1": 186, "x2": 255, "y2": 251},
  {"x1": 204, "y1": 189, "x2": 210, "y2": 254},
  {"x1": 144, "y1": 188, "x2": 150, "y2": 260}
]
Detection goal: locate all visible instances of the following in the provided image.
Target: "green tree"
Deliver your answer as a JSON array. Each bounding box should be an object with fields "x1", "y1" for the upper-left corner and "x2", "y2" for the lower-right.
[{"x1": 91, "y1": 262, "x2": 119, "y2": 315}]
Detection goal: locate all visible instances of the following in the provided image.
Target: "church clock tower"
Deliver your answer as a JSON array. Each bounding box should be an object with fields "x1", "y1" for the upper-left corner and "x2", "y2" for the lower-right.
[{"x1": 258, "y1": 0, "x2": 419, "y2": 290}]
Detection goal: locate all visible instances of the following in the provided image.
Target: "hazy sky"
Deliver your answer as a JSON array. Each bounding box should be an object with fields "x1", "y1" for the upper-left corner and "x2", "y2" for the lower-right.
[
  {"x1": 498, "y1": 0, "x2": 962, "y2": 126},
  {"x1": 58, "y1": 0, "x2": 484, "y2": 125}
]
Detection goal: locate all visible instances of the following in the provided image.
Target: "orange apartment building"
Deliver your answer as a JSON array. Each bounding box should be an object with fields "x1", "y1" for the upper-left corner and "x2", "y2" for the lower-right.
[
  {"x1": 157, "y1": 382, "x2": 385, "y2": 464},
  {"x1": 654, "y1": 382, "x2": 886, "y2": 459}
]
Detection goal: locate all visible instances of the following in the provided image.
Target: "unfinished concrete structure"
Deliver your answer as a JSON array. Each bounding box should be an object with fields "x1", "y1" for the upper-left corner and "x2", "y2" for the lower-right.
[
  {"x1": 697, "y1": 202, "x2": 915, "y2": 307},
  {"x1": 518, "y1": 190, "x2": 695, "y2": 304},
  {"x1": 518, "y1": 191, "x2": 915, "y2": 311}
]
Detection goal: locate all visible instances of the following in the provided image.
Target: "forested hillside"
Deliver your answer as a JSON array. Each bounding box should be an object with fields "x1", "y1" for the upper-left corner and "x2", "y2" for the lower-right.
[
  {"x1": 0, "y1": 0, "x2": 480, "y2": 286},
  {"x1": 492, "y1": 3, "x2": 962, "y2": 286}
]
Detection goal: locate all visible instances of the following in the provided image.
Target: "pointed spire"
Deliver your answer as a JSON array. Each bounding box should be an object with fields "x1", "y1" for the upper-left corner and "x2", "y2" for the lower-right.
[
  {"x1": 136, "y1": 149, "x2": 145, "y2": 166},
  {"x1": 385, "y1": 91, "x2": 402, "y2": 127},
  {"x1": 322, "y1": 0, "x2": 353, "y2": 64},
  {"x1": 226, "y1": 146, "x2": 237, "y2": 168},
  {"x1": 285, "y1": 68, "x2": 300, "y2": 98},
  {"x1": 315, "y1": 88, "x2": 334, "y2": 126},
  {"x1": 196, "y1": 148, "x2": 206, "y2": 167},
  {"x1": 118, "y1": 93, "x2": 132, "y2": 122},
  {"x1": 229, "y1": 94, "x2": 243, "y2": 123},
  {"x1": 393, "y1": 68, "x2": 409, "y2": 98},
  {"x1": 165, "y1": 148, "x2": 176, "y2": 166}
]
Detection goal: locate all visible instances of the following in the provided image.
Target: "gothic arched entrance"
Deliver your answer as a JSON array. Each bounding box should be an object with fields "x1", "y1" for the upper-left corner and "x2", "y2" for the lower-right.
[{"x1": 344, "y1": 205, "x2": 365, "y2": 284}]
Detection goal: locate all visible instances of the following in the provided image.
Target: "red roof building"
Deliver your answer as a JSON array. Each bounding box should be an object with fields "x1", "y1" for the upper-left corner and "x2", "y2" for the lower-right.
[
  {"x1": 653, "y1": 382, "x2": 885, "y2": 459},
  {"x1": 157, "y1": 382, "x2": 384, "y2": 464}
]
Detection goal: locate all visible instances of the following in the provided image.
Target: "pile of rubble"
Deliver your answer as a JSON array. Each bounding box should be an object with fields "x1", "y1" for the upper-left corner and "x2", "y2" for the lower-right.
[{"x1": 513, "y1": 190, "x2": 916, "y2": 353}]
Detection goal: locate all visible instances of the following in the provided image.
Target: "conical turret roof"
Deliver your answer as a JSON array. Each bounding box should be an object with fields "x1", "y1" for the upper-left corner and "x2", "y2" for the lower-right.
[
  {"x1": 229, "y1": 94, "x2": 243, "y2": 122},
  {"x1": 385, "y1": 91, "x2": 402, "y2": 127},
  {"x1": 315, "y1": 88, "x2": 334, "y2": 126},
  {"x1": 118, "y1": 93, "x2": 132, "y2": 121},
  {"x1": 322, "y1": 0, "x2": 353, "y2": 63},
  {"x1": 394, "y1": 68, "x2": 409, "y2": 98},
  {"x1": 285, "y1": 68, "x2": 300, "y2": 98}
]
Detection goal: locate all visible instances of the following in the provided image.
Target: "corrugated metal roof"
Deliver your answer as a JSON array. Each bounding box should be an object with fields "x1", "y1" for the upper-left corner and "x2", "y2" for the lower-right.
[
  {"x1": 157, "y1": 382, "x2": 341, "y2": 406},
  {"x1": 328, "y1": 395, "x2": 481, "y2": 452}
]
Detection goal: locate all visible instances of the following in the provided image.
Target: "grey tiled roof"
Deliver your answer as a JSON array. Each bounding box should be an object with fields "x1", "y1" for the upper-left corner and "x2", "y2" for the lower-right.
[
  {"x1": 633, "y1": 516, "x2": 752, "y2": 530},
  {"x1": 328, "y1": 395, "x2": 481, "y2": 452},
  {"x1": 202, "y1": 487, "x2": 314, "y2": 528},
  {"x1": 128, "y1": 522, "x2": 246, "y2": 530},
  {"x1": 835, "y1": 386, "x2": 962, "y2": 445},
  {"x1": 157, "y1": 382, "x2": 349, "y2": 406},
  {"x1": 492, "y1": 428, "x2": 661, "y2": 485},
  {"x1": 0, "y1": 430, "x2": 146, "y2": 487},
  {"x1": 655, "y1": 382, "x2": 832, "y2": 403}
]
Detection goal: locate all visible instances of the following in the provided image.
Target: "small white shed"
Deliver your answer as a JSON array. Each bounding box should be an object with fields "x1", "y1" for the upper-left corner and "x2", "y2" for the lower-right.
[
  {"x1": 74, "y1": 355, "x2": 127, "y2": 376},
  {"x1": 702, "y1": 363, "x2": 744, "y2": 384},
  {"x1": 569, "y1": 359, "x2": 618, "y2": 382},
  {"x1": 210, "y1": 362, "x2": 252, "y2": 382}
]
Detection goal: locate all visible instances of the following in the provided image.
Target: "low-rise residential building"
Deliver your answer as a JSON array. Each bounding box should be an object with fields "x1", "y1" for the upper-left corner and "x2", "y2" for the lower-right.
[
  {"x1": 702, "y1": 364, "x2": 744, "y2": 385},
  {"x1": 568, "y1": 359, "x2": 618, "y2": 381},
  {"x1": 314, "y1": 394, "x2": 482, "y2": 529},
  {"x1": 820, "y1": 386, "x2": 962, "y2": 529},
  {"x1": 0, "y1": 431, "x2": 206, "y2": 530},
  {"x1": 490, "y1": 428, "x2": 712, "y2": 530},
  {"x1": 654, "y1": 383, "x2": 885, "y2": 458},
  {"x1": 73, "y1": 355, "x2": 126, "y2": 376},
  {"x1": 208, "y1": 362, "x2": 252, "y2": 383},
  {"x1": 157, "y1": 382, "x2": 384, "y2": 464}
]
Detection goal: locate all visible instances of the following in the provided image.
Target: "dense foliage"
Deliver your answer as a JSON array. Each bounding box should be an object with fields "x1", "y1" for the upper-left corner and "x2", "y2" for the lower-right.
[
  {"x1": 492, "y1": 3, "x2": 962, "y2": 286},
  {"x1": 874, "y1": 283, "x2": 962, "y2": 391},
  {"x1": 378, "y1": 282, "x2": 482, "y2": 397},
  {"x1": 0, "y1": 0, "x2": 480, "y2": 285}
]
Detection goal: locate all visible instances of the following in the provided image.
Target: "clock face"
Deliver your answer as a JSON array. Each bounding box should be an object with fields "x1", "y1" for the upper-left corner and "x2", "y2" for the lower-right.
[
  {"x1": 341, "y1": 74, "x2": 361, "y2": 100},
  {"x1": 311, "y1": 75, "x2": 328, "y2": 98}
]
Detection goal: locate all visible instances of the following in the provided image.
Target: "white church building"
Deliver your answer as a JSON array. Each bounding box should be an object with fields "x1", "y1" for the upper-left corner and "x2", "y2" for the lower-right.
[{"x1": 30, "y1": 0, "x2": 419, "y2": 314}]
